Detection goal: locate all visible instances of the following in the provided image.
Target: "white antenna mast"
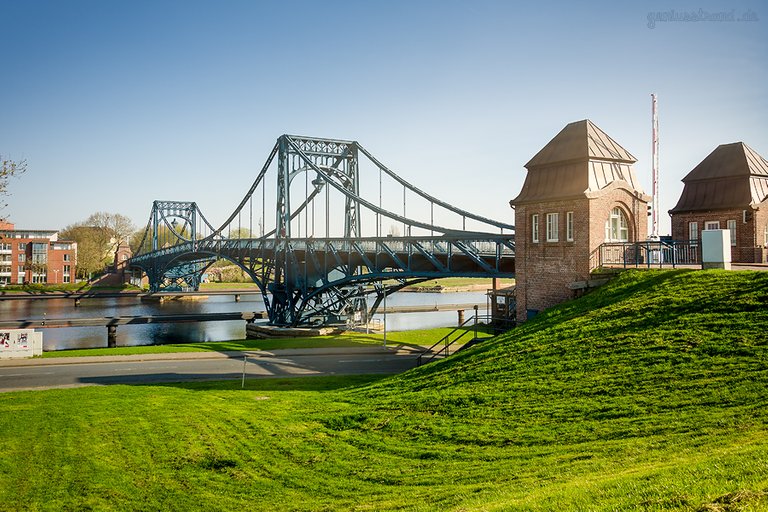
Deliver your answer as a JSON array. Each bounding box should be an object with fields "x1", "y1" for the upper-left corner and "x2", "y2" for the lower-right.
[{"x1": 651, "y1": 93, "x2": 659, "y2": 239}]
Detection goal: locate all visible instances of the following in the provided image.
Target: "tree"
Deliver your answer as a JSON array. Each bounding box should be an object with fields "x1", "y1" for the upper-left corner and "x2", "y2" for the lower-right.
[
  {"x1": 1, "y1": 156, "x2": 27, "y2": 221},
  {"x1": 60, "y1": 212, "x2": 136, "y2": 280}
]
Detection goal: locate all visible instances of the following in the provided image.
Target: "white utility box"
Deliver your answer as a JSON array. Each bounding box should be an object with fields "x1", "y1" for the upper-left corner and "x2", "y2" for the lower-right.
[
  {"x1": 701, "y1": 229, "x2": 731, "y2": 270},
  {"x1": 0, "y1": 329, "x2": 43, "y2": 359}
]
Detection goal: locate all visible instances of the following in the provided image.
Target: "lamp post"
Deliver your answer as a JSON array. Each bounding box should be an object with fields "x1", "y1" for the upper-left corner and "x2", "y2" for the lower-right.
[{"x1": 53, "y1": 269, "x2": 59, "y2": 284}]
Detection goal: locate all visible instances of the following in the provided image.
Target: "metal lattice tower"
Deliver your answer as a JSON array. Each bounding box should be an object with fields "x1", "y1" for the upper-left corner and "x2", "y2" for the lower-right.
[{"x1": 129, "y1": 135, "x2": 516, "y2": 326}]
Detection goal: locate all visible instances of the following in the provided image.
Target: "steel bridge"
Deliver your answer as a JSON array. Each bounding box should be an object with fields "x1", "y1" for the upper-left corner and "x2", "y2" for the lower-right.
[{"x1": 129, "y1": 135, "x2": 515, "y2": 326}]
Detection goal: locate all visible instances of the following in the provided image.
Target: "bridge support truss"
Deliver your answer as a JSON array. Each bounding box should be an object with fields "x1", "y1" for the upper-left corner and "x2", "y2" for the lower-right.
[{"x1": 129, "y1": 135, "x2": 515, "y2": 327}]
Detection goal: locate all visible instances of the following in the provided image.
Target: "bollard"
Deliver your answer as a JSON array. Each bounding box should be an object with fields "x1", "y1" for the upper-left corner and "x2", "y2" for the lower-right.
[
  {"x1": 107, "y1": 325, "x2": 117, "y2": 348},
  {"x1": 457, "y1": 309, "x2": 464, "y2": 325}
]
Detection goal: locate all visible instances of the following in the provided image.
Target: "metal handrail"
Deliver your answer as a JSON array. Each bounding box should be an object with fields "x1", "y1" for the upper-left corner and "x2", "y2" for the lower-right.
[
  {"x1": 416, "y1": 313, "x2": 492, "y2": 366},
  {"x1": 593, "y1": 240, "x2": 702, "y2": 270}
]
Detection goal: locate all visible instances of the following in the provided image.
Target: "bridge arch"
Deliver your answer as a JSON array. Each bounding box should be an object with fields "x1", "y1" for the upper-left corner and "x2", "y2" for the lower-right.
[{"x1": 129, "y1": 135, "x2": 515, "y2": 326}]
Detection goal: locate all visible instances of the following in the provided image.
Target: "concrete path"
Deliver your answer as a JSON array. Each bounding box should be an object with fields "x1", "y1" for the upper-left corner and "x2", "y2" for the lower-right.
[{"x1": 0, "y1": 345, "x2": 428, "y2": 393}]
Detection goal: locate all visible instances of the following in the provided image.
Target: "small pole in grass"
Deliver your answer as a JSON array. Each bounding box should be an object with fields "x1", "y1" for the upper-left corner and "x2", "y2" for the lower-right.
[
  {"x1": 241, "y1": 355, "x2": 247, "y2": 389},
  {"x1": 383, "y1": 286, "x2": 387, "y2": 348}
]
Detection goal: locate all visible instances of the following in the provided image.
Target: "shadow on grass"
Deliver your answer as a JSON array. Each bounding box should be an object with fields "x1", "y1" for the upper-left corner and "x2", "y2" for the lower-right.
[{"x1": 80, "y1": 373, "x2": 391, "y2": 392}]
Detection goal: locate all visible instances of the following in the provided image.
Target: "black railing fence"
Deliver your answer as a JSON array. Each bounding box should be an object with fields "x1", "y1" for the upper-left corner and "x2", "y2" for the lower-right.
[{"x1": 592, "y1": 240, "x2": 701, "y2": 270}]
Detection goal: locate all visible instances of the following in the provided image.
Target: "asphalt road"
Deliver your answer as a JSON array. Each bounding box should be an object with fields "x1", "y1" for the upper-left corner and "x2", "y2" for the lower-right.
[{"x1": 0, "y1": 348, "x2": 422, "y2": 392}]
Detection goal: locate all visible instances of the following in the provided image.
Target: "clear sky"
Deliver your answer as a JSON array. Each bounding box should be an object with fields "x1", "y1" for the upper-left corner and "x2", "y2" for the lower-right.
[{"x1": 1, "y1": 0, "x2": 765, "y2": 236}]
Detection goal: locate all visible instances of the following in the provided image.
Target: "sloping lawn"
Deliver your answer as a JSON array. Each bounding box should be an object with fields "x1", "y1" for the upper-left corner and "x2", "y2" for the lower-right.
[{"x1": 1, "y1": 269, "x2": 767, "y2": 511}]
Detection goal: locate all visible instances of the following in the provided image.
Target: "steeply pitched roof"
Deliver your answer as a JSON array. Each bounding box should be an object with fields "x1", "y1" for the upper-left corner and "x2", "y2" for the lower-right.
[
  {"x1": 670, "y1": 142, "x2": 768, "y2": 213},
  {"x1": 525, "y1": 119, "x2": 636, "y2": 169},
  {"x1": 511, "y1": 119, "x2": 646, "y2": 205}
]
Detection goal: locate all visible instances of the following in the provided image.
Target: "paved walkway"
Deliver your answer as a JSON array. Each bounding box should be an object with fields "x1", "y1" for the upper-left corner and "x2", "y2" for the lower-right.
[{"x1": 0, "y1": 344, "x2": 428, "y2": 368}]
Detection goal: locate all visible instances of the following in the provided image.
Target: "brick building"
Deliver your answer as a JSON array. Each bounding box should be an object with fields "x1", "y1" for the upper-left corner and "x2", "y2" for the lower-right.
[
  {"x1": 510, "y1": 120, "x2": 650, "y2": 322},
  {"x1": 669, "y1": 142, "x2": 768, "y2": 263},
  {"x1": 0, "y1": 221, "x2": 77, "y2": 285}
]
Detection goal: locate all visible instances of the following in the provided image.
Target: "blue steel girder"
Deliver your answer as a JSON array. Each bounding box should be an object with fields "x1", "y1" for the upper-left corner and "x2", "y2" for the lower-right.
[
  {"x1": 131, "y1": 233, "x2": 514, "y2": 324},
  {"x1": 263, "y1": 235, "x2": 514, "y2": 325},
  {"x1": 129, "y1": 135, "x2": 516, "y2": 326}
]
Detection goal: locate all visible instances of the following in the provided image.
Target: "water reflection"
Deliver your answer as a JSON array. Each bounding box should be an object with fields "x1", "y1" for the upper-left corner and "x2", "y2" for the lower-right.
[{"x1": 0, "y1": 291, "x2": 488, "y2": 351}]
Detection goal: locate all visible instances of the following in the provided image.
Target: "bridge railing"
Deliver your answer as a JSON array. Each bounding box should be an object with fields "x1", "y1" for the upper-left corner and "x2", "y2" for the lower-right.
[{"x1": 592, "y1": 240, "x2": 701, "y2": 270}]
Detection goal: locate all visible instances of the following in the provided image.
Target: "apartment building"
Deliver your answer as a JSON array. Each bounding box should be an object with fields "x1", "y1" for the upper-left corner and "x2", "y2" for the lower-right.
[{"x1": 0, "y1": 221, "x2": 77, "y2": 285}]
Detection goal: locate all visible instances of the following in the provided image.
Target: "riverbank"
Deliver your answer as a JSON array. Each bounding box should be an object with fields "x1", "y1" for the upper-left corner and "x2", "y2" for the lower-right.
[
  {"x1": 1, "y1": 270, "x2": 766, "y2": 510},
  {"x1": 24, "y1": 326, "x2": 485, "y2": 359}
]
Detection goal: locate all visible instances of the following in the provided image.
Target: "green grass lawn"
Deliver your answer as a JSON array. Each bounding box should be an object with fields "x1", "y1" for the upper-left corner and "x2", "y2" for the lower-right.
[
  {"x1": 199, "y1": 281, "x2": 262, "y2": 291},
  {"x1": 39, "y1": 326, "x2": 485, "y2": 358},
  {"x1": 2, "y1": 269, "x2": 767, "y2": 510}
]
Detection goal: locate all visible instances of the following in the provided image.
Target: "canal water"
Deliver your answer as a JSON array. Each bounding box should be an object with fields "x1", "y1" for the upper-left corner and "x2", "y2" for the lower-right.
[{"x1": 0, "y1": 291, "x2": 489, "y2": 351}]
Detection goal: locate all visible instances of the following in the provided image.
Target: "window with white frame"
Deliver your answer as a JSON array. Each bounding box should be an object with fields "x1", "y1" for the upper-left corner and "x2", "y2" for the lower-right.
[
  {"x1": 605, "y1": 207, "x2": 629, "y2": 242},
  {"x1": 689, "y1": 221, "x2": 698, "y2": 242},
  {"x1": 531, "y1": 214, "x2": 539, "y2": 243},
  {"x1": 546, "y1": 213, "x2": 559, "y2": 242},
  {"x1": 727, "y1": 220, "x2": 737, "y2": 246},
  {"x1": 566, "y1": 211, "x2": 574, "y2": 241},
  {"x1": 704, "y1": 221, "x2": 720, "y2": 230}
]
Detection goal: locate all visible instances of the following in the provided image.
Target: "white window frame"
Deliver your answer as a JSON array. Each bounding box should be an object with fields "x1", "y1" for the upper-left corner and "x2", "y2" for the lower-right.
[
  {"x1": 605, "y1": 207, "x2": 629, "y2": 242},
  {"x1": 546, "y1": 213, "x2": 559, "y2": 242},
  {"x1": 727, "y1": 220, "x2": 737, "y2": 246},
  {"x1": 566, "y1": 211, "x2": 574, "y2": 241},
  {"x1": 689, "y1": 222, "x2": 698, "y2": 242},
  {"x1": 531, "y1": 214, "x2": 539, "y2": 243},
  {"x1": 704, "y1": 221, "x2": 720, "y2": 230}
]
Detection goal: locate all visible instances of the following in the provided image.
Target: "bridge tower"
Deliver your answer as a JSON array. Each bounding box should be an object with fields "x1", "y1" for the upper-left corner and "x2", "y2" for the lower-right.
[
  {"x1": 510, "y1": 120, "x2": 650, "y2": 322},
  {"x1": 271, "y1": 136, "x2": 363, "y2": 324}
]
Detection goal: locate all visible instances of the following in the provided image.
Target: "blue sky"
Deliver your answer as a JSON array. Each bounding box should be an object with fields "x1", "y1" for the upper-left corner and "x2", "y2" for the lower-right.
[{"x1": 1, "y1": 0, "x2": 765, "y2": 236}]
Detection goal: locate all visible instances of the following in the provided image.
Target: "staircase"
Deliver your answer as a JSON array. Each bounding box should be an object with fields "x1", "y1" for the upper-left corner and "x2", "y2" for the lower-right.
[{"x1": 416, "y1": 314, "x2": 510, "y2": 366}]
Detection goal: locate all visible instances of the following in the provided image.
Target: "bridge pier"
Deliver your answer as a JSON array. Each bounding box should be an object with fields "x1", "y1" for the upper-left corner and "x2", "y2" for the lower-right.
[
  {"x1": 107, "y1": 325, "x2": 117, "y2": 348},
  {"x1": 235, "y1": 294, "x2": 241, "y2": 302},
  {"x1": 74, "y1": 298, "x2": 81, "y2": 307},
  {"x1": 457, "y1": 309, "x2": 464, "y2": 325}
]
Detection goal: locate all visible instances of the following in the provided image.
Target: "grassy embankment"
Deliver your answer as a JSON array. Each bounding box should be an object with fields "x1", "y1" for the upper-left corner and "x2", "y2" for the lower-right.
[
  {"x1": 39, "y1": 327, "x2": 482, "y2": 358},
  {"x1": 1, "y1": 269, "x2": 767, "y2": 511},
  {"x1": 0, "y1": 282, "x2": 141, "y2": 293}
]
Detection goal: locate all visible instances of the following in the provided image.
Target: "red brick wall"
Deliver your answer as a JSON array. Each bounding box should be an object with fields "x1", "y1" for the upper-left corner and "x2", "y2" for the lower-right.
[
  {"x1": 670, "y1": 202, "x2": 768, "y2": 263},
  {"x1": 46, "y1": 246, "x2": 77, "y2": 284},
  {"x1": 515, "y1": 188, "x2": 648, "y2": 322},
  {"x1": 1, "y1": 238, "x2": 76, "y2": 284}
]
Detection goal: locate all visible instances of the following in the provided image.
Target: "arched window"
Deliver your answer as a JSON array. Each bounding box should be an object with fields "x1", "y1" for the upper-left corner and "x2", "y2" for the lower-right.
[{"x1": 605, "y1": 207, "x2": 629, "y2": 242}]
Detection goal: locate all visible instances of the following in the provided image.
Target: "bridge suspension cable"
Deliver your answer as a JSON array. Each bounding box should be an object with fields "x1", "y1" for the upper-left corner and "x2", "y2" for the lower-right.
[{"x1": 130, "y1": 135, "x2": 515, "y2": 326}]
